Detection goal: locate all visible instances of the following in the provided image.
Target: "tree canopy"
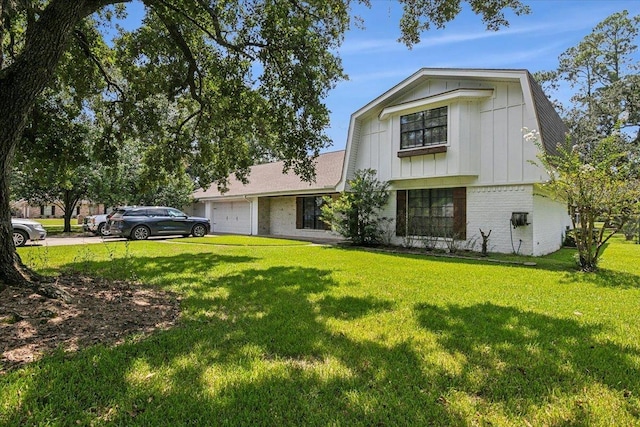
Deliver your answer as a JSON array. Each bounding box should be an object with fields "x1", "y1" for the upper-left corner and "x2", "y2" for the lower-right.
[{"x1": 536, "y1": 10, "x2": 640, "y2": 147}]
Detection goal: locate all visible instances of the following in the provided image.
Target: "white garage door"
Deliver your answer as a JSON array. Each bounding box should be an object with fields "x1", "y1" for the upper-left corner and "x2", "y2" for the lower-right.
[{"x1": 212, "y1": 202, "x2": 251, "y2": 235}]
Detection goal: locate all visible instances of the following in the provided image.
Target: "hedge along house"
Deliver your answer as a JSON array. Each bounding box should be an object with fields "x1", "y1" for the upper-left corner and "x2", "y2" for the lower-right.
[
  {"x1": 190, "y1": 149, "x2": 345, "y2": 240},
  {"x1": 191, "y1": 68, "x2": 571, "y2": 255},
  {"x1": 337, "y1": 68, "x2": 571, "y2": 255}
]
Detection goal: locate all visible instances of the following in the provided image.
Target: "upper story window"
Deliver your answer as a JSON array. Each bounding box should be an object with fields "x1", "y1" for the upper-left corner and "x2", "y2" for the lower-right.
[{"x1": 400, "y1": 106, "x2": 448, "y2": 149}]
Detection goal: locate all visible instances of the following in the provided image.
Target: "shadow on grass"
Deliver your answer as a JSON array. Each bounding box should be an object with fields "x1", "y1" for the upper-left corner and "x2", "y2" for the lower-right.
[
  {"x1": 415, "y1": 302, "x2": 640, "y2": 415},
  {"x1": 63, "y1": 252, "x2": 257, "y2": 285},
  {"x1": 325, "y1": 244, "x2": 579, "y2": 273},
  {"x1": 3, "y1": 253, "x2": 639, "y2": 425},
  {"x1": 1, "y1": 261, "x2": 457, "y2": 425},
  {"x1": 560, "y1": 268, "x2": 640, "y2": 289}
]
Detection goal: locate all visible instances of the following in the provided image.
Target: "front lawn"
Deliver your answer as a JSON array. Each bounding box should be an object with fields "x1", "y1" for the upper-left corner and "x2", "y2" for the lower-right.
[
  {"x1": 2, "y1": 237, "x2": 640, "y2": 425},
  {"x1": 35, "y1": 218, "x2": 83, "y2": 235}
]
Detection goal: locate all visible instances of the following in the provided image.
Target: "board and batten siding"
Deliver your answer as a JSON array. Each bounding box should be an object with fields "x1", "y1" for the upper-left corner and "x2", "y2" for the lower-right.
[{"x1": 352, "y1": 79, "x2": 543, "y2": 187}]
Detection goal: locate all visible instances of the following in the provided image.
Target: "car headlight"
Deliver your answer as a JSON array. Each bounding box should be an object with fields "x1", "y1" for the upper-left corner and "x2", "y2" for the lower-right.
[{"x1": 34, "y1": 225, "x2": 46, "y2": 232}]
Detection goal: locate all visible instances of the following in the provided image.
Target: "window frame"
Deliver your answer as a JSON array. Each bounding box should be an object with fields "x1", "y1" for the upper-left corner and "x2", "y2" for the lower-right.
[
  {"x1": 296, "y1": 196, "x2": 329, "y2": 230},
  {"x1": 400, "y1": 106, "x2": 448, "y2": 150},
  {"x1": 407, "y1": 188, "x2": 454, "y2": 237},
  {"x1": 396, "y1": 188, "x2": 466, "y2": 239}
]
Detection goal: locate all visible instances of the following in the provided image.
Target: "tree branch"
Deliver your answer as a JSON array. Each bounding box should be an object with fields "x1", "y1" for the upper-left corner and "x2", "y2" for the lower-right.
[
  {"x1": 153, "y1": 11, "x2": 203, "y2": 105},
  {"x1": 73, "y1": 28, "x2": 125, "y2": 98},
  {"x1": 193, "y1": 0, "x2": 266, "y2": 56}
]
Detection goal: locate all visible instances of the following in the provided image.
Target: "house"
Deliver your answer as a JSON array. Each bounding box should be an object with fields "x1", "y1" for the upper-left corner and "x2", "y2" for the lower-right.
[
  {"x1": 11, "y1": 199, "x2": 108, "y2": 222},
  {"x1": 190, "y1": 150, "x2": 344, "y2": 241},
  {"x1": 191, "y1": 68, "x2": 572, "y2": 255}
]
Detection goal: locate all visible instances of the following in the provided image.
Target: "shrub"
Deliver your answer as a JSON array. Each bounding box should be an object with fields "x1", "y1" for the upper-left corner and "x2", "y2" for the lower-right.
[{"x1": 321, "y1": 169, "x2": 389, "y2": 246}]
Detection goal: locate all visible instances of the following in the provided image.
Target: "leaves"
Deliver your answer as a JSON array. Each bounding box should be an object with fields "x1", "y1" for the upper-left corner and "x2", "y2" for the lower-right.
[
  {"x1": 321, "y1": 169, "x2": 390, "y2": 245},
  {"x1": 397, "y1": 0, "x2": 529, "y2": 46},
  {"x1": 536, "y1": 10, "x2": 640, "y2": 144},
  {"x1": 531, "y1": 130, "x2": 640, "y2": 271}
]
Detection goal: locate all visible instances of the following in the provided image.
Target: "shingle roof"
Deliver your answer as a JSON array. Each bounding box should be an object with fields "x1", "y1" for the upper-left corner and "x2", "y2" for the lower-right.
[
  {"x1": 526, "y1": 72, "x2": 569, "y2": 156},
  {"x1": 193, "y1": 150, "x2": 345, "y2": 200}
]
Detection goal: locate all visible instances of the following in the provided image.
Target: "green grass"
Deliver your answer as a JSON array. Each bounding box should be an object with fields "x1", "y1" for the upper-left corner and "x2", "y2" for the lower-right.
[
  {"x1": 3, "y1": 236, "x2": 640, "y2": 425},
  {"x1": 180, "y1": 235, "x2": 311, "y2": 246},
  {"x1": 34, "y1": 218, "x2": 83, "y2": 235}
]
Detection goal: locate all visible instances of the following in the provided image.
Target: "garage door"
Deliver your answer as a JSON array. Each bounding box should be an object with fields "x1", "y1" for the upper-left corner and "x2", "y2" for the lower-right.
[{"x1": 212, "y1": 201, "x2": 251, "y2": 234}]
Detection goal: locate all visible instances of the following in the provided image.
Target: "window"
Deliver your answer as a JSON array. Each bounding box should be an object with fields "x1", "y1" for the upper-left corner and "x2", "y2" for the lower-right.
[
  {"x1": 400, "y1": 106, "x2": 447, "y2": 149},
  {"x1": 147, "y1": 208, "x2": 168, "y2": 217},
  {"x1": 396, "y1": 188, "x2": 466, "y2": 239},
  {"x1": 51, "y1": 205, "x2": 55, "y2": 216},
  {"x1": 408, "y1": 189, "x2": 454, "y2": 236},
  {"x1": 296, "y1": 196, "x2": 327, "y2": 230},
  {"x1": 167, "y1": 208, "x2": 187, "y2": 217}
]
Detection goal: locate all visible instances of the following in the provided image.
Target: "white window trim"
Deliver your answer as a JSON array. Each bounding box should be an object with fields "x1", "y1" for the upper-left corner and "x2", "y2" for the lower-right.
[{"x1": 379, "y1": 88, "x2": 494, "y2": 121}]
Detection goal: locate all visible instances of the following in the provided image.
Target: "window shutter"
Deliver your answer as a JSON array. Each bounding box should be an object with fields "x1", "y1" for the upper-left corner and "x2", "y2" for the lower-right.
[
  {"x1": 296, "y1": 197, "x2": 303, "y2": 229},
  {"x1": 396, "y1": 190, "x2": 407, "y2": 236},
  {"x1": 453, "y1": 187, "x2": 467, "y2": 240}
]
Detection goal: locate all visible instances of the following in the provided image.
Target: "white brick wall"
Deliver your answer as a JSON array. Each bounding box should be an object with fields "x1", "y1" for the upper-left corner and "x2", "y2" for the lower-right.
[
  {"x1": 384, "y1": 184, "x2": 569, "y2": 255},
  {"x1": 269, "y1": 197, "x2": 295, "y2": 235},
  {"x1": 532, "y1": 193, "x2": 571, "y2": 256},
  {"x1": 467, "y1": 185, "x2": 534, "y2": 255}
]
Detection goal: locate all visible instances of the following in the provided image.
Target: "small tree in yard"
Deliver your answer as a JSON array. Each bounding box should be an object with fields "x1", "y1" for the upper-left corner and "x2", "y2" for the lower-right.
[
  {"x1": 321, "y1": 169, "x2": 389, "y2": 246},
  {"x1": 526, "y1": 128, "x2": 640, "y2": 271}
]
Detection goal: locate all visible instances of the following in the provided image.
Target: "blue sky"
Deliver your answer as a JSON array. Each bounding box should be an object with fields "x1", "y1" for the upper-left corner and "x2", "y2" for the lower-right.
[{"x1": 118, "y1": 1, "x2": 640, "y2": 152}]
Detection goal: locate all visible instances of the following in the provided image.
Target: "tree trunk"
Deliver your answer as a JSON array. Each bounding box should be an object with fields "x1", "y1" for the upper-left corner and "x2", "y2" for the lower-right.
[
  {"x1": 63, "y1": 191, "x2": 72, "y2": 233},
  {"x1": 62, "y1": 189, "x2": 82, "y2": 233},
  {"x1": 0, "y1": 1, "x2": 101, "y2": 289}
]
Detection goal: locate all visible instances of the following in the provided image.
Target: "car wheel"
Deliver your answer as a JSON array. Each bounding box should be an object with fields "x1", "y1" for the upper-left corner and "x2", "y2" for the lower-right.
[
  {"x1": 131, "y1": 225, "x2": 150, "y2": 240},
  {"x1": 13, "y1": 230, "x2": 28, "y2": 247},
  {"x1": 97, "y1": 223, "x2": 106, "y2": 236},
  {"x1": 191, "y1": 224, "x2": 207, "y2": 237}
]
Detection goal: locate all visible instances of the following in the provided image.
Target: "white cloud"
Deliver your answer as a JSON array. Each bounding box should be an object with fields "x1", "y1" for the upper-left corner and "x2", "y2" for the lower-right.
[{"x1": 340, "y1": 23, "x2": 551, "y2": 56}]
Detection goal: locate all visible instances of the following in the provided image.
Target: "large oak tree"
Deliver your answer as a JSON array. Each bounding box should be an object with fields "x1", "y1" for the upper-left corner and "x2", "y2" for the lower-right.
[{"x1": 0, "y1": 0, "x2": 529, "y2": 291}]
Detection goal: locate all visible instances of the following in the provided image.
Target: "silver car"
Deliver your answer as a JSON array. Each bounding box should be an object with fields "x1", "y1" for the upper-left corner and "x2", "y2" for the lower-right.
[{"x1": 11, "y1": 218, "x2": 47, "y2": 247}]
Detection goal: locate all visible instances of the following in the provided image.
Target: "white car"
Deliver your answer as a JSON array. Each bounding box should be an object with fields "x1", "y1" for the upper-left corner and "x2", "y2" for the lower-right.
[
  {"x1": 85, "y1": 214, "x2": 110, "y2": 236},
  {"x1": 11, "y1": 218, "x2": 47, "y2": 247}
]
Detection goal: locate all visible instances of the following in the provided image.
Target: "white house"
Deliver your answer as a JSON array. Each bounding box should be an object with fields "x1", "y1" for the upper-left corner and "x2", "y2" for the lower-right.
[{"x1": 191, "y1": 68, "x2": 572, "y2": 255}]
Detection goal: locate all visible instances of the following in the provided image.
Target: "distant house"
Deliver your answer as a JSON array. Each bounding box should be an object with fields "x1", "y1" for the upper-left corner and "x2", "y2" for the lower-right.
[
  {"x1": 191, "y1": 68, "x2": 572, "y2": 255},
  {"x1": 11, "y1": 200, "x2": 107, "y2": 221}
]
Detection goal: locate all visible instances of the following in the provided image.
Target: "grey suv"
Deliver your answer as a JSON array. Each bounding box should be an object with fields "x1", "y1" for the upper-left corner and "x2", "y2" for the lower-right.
[{"x1": 107, "y1": 206, "x2": 210, "y2": 240}]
